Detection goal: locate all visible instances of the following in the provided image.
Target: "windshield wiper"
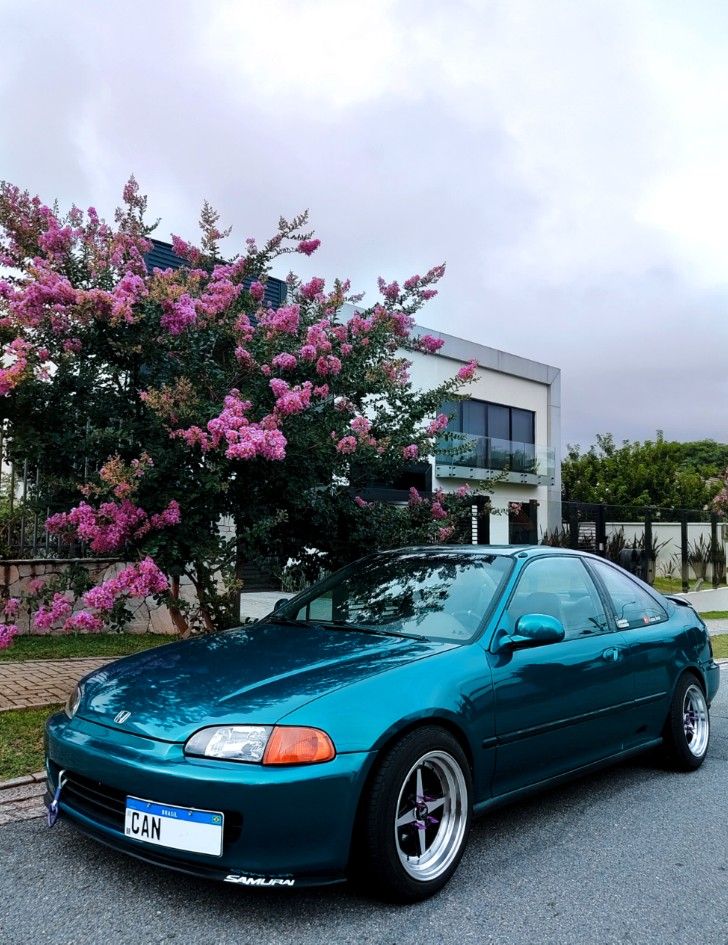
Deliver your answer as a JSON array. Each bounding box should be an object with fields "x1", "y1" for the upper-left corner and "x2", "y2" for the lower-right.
[
  {"x1": 268, "y1": 613, "x2": 426, "y2": 641},
  {"x1": 311, "y1": 620, "x2": 427, "y2": 641}
]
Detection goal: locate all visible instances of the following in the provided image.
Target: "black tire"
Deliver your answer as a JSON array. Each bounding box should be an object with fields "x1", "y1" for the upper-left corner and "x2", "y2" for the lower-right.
[
  {"x1": 661, "y1": 674, "x2": 710, "y2": 771},
  {"x1": 355, "y1": 726, "x2": 472, "y2": 903}
]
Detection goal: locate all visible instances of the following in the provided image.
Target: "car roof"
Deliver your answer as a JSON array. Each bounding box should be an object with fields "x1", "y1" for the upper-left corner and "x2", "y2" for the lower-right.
[{"x1": 387, "y1": 545, "x2": 600, "y2": 560}]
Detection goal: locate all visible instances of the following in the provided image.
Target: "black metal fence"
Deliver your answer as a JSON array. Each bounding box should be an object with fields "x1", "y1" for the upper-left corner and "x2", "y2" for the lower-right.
[{"x1": 556, "y1": 501, "x2": 727, "y2": 591}]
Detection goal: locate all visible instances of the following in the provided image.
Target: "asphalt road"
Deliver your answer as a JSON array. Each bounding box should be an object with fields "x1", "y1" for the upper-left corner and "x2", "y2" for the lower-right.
[{"x1": 1, "y1": 683, "x2": 726, "y2": 945}]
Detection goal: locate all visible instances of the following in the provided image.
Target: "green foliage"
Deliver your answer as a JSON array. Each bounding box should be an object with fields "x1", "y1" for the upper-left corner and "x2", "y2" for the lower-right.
[{"x1": 562, "y1": 432, "x2": 725, "y2": 511}]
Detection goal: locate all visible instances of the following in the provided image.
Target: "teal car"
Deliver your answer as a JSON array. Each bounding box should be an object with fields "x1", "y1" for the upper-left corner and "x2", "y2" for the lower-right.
[{"x1": 46, "y1": 546, "x2": 719, "y2": 902}]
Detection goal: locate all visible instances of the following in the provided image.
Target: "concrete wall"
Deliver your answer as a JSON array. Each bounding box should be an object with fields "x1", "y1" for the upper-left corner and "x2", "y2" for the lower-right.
[{"x1": 606, "y1": 522, "x2": 727, "y2": 582}]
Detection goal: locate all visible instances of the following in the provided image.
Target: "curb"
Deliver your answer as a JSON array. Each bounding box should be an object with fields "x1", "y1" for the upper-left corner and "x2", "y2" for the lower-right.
[{"x1": 0, "y1": 771, "x2": 45, "y2": 791}]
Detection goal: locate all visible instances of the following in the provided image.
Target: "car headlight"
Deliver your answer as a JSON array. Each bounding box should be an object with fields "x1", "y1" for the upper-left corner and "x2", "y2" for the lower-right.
[
  {"x1": 65, "y1": 683, "x2": 83, "y2": 719},
  {"x1": 184, "y1": 725, "x2": 335, "y2": 765}
]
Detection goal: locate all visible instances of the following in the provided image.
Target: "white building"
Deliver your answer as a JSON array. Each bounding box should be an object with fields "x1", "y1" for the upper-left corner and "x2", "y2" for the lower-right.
[{"x1": 405, "y1": 326, "x2": 561, "y2": 544}]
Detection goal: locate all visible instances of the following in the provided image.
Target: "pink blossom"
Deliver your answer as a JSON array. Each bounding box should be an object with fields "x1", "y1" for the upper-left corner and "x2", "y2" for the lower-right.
[
  {"x1": 316, "y1": 355, "x2": 342, "y2": 376},
  {"x1": 171, "y1": 235, "x2": 202, "y2": 266},
  {"x1": 377, "y1": 277, "x2": 400, "y2": 301},
  {"x1": 27, "y1": 578, "x2": 45, "y2": 595},
  {"x1": 234, "y1": 346, "x2": 255, "y2": 368},
  {"x1": 402, "y1": 444, "x2": 419, "y2": 461},
  {"x1": 419, "y1": 334, "x2": 444, "y2": 353},
  {"x1": 63, "y1": 611, "x2": 105, "y2": 633},
  {"x1": 437, "y1": 526, "x2": 455, "y2": 542},
  {"x1": 271, "y1": 352, "x2": 298, "y2": 371},
  {"x1": 299, "y1": 277, "x2": 325, "y2": 300},
  {"x1": 84, "y1": 558, "x2": 169, "y2": 613},
  {"x1": 297, "y1": 239, "x2": 321, "y2": 256},
  {"x1": 46, "y1": 495, "x2": 180, "y2": 555},
  {"x1": 63, "y1": 338, "x2": 82, "y2": 354},
  {"x1": 299, "y1": 344, "x2": 317, "y2": 361},
  {"x1": 426, "y1": 413, "x2": 450, "y2": 436},
  {"x1": 0, "y1": 624, "x2": 18, "y2": 650},
  {"x1": 33, "y1": 592, "x2": 72, "y2": 630},
  {"x1": 340, "y1": 343, "x2": 353, "y2": 356},
  {"x1": 354, "y1": 496, "x2": 371, "y2": 509},
  {"x1": 457, "y1": 359, "x2": 478, "y2": 382},
  {"x1": 160, "y1": 294, "x2": 197, "y2": 335},
  {"x1": 248, "y1": 281, "x2": 265, "y2": 301},
  {"x1": 260, "y1": 304, "x2": 300, "y2": 335},
  {"x1": 313, "y1": 384, "x2": 329, "y2": 398},
  {"x1": 431, "y1": 501, "x2": 447, "y2": 520},
  {"x1": 408, "y1": 487, "x2": 422, "y2": 506},
  {"x1": 350, "y1": 416, "x2": 372, "y2": 436},
  {"x1": 456, "y1": 484, "x2": 472, "y2": 497},
  {"x1": 3, "y1": 598, "x2": 20, "y2": 618},
  {"x1": 336, "y1": 436, "x2": 358, "y2": 454}
]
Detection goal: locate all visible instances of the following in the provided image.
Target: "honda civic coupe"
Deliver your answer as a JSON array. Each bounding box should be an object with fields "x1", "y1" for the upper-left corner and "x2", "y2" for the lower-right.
[{"x1": 46, "y1": 546, "x2": 719, "y2": 902}]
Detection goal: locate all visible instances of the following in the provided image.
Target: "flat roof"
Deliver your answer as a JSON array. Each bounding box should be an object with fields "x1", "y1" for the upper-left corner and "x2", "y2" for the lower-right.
[{"x1": 411, "y1": 324, "x2": 560, "y2": 386}]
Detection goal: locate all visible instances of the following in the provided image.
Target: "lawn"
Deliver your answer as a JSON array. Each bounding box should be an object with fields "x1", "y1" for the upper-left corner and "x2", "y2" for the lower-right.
[
  {"x1": 653, "y1": 577, "x2": 728, "y2": 594},
  {"x1": 701, "y1": 611, "x2": 728, "y2": 620},
  {"x1": 0, "y1": 632, "x2": 177, "y2": 662},
  {"x1": 712, "y1": 634, "x2": 728, "y2": 659},
  {"x1": 0, "y1": 703, "x2": 62, "y2": 781}
]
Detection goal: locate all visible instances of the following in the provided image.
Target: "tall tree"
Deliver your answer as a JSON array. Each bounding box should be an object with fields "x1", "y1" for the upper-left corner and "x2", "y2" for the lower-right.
[
  {"x1": 562, "y1": 432, "x2": 724, "y2": 510},
  {"x1": 0, "y1": 178, "x2": 479, "y2": 642}
]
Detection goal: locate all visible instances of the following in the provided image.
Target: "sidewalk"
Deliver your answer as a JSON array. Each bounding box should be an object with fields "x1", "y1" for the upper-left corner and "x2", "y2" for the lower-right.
[{"x1": 0, "y1": 657, "x2": 114, "y2": 711}]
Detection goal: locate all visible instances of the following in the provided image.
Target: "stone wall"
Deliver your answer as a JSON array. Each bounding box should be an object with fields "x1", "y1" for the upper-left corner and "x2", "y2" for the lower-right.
[{"x1": 1, "y1": 559, "x2": 183, "y2": 635}]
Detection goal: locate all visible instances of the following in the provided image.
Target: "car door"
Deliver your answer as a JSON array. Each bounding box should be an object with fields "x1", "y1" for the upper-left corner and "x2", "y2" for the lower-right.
[
  {"x1": 488, "y1": 554, "x2": 633, "y2": 798},
  {"x1": 586, "y1": 559, "x2": 675, "y2": 743}
]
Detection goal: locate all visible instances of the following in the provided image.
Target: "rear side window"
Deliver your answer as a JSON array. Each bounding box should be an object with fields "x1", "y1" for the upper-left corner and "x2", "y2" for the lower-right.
[
  {"x1": 590, "y1": 560, "x2": 667, "y2": 630},
  {"x1": 506, "y1": 556, "x2": 609, "y2": 640}
]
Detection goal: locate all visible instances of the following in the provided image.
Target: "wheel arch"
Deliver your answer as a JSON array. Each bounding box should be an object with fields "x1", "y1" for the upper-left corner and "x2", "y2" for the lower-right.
[{"x1": 346, "y1": 714, "x2": 474, "y2": 873}]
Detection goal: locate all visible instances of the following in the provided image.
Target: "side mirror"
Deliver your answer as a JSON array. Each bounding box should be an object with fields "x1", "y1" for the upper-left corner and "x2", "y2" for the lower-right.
[
  {"x1": 504, "y1": 613, "x2": 565, "y2": 649},
  {"x1": 273, "y1": 598, "x2": 289, "y2": 611}
]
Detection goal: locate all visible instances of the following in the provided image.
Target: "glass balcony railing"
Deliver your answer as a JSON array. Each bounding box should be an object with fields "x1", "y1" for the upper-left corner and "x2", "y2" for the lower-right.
[{"x1": 436, "y1": 433, "x2": 555, "y2": 481}]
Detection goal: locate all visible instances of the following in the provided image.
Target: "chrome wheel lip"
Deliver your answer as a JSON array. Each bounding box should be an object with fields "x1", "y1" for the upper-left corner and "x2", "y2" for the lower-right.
[
  {"x1": 683, "y1": 684, "x2": 709, "y2": 758},
  {"x1": 394, "y1": 749, "x2": 468, "y2": 882}
]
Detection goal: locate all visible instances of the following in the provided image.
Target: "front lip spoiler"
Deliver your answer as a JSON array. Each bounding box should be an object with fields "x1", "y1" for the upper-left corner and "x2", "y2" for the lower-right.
[{"x1": 48, "y1": 797, "x2": 346, "y2": 888}]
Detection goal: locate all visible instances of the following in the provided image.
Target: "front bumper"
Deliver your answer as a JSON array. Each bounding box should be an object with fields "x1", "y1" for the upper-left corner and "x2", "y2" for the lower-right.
[{"x1": 46, "y1": 712, "x2": 374, "y2": 886}]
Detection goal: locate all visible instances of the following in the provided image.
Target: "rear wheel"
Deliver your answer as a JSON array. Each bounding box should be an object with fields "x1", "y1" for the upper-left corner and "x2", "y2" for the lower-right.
[
  {"x1": 661, "y1": 674, "x2": 710, "y2": 771},
  {"x1": 357, "y1": 727, "x2": 472, "y2": 902}
]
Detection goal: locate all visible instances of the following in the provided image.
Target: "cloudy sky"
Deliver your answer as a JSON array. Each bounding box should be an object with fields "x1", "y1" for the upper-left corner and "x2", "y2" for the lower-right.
[{"x1": 1, "y1": 0, "x2": 726, "y2": 448}]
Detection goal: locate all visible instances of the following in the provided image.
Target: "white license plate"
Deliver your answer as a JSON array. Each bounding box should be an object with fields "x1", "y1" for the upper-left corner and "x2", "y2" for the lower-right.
[{"x1": 124, "y1": 796, "x2": 224, "y2": 857}]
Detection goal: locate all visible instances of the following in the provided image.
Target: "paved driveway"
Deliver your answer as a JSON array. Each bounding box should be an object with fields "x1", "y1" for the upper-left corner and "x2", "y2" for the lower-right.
[{"x1": 1, "y1": 684, "x2": 726, "y2": 945}]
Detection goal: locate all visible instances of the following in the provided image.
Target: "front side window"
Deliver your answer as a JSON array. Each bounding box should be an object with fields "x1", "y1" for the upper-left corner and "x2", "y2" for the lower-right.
[
  {"x1": 506, "y1": 556, "x2": 609, "y2": 640},
  {"x1": 589, "y1": 561, "x2": 667, "y2": 630},
  {"x1": 281, "y1": 551, "x2": 514, "y2": 642}
]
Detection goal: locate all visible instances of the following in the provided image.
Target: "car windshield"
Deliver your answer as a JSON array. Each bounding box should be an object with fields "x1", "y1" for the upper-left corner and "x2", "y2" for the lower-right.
[{"x1": 275, "y1": 550, "x2": 513, "y2": 643}]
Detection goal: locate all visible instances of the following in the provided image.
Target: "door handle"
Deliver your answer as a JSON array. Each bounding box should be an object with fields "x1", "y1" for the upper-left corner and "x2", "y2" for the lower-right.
[{"x1": 602, "y1": 646, "x2": 621, "y2": 662}]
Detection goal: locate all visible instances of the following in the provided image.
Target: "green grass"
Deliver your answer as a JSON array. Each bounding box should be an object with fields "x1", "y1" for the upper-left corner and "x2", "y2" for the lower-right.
[
  {"x1": 712, "y1": 634, "x2": 728, "y2": 659},
  {"x1": 0, "y1": 632, "x2": 176, "y2": 662},
  {"x1": 0, "y1": 703, "x2": 61, "y2": 781},
  {"x1": 653, "y1": 576, "x2": 728, "y2": 594},
  {"x1": 700, "y1": 611, "x2": 728, "y2": 620}
]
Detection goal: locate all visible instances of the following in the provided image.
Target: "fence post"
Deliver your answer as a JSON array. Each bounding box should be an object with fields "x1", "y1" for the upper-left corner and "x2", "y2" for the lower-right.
[
  {"x1": 528, "y1": 500, "x2": 538, "y2": 544},
  {"x1": 710, "y1": 513, "x2": 719, "y2": 589},
  {"x1": 595, "y1": 503, "x2": 606, "y2": 556},
  {"x1": 568, "y1": 505, "x2": 579, "y2": 550},
  {"x1": 680, "y1": 512, "x2": 689, "y2": 593}
]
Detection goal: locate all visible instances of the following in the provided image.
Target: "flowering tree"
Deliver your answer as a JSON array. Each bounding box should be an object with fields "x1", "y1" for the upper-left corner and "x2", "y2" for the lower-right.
[{"x1": 0, "y1": 178, "x2": 481, "y2": 644}]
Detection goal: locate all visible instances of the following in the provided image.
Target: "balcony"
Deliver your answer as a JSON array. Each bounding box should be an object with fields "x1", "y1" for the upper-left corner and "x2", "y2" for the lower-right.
[{"x1": 435, "y1": 433, "x2": 555, "y2": 486}]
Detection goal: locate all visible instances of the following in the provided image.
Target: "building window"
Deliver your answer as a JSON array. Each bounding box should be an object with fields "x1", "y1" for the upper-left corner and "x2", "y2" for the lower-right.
[{"x1": 441, "y1": 399, "x2": 535, "y2": 445}]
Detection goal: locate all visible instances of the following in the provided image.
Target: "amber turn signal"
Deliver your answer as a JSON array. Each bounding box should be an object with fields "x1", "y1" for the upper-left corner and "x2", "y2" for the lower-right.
[{"x1": 262, "y1": 726, "x2": 336, "y2": 765}]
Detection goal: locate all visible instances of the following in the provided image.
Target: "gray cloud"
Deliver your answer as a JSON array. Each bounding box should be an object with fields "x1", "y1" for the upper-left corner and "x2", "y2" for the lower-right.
[{"x1": 1, "y1": 0, "x2": 726, "y2": 448}]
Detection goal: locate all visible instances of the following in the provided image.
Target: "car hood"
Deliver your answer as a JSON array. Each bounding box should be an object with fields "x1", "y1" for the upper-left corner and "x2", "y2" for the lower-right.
[{"x1": 76, "y1": 622, "x2": 453, "y2": 742}]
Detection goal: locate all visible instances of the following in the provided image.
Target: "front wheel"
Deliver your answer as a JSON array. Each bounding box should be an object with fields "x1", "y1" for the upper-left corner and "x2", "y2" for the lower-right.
[
  {"x1": 661, "y1": 674, "x2": 711, "y2": 771},
  {"x1": 356, "y1": 727, "x2": 472, "y2": 902}
]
